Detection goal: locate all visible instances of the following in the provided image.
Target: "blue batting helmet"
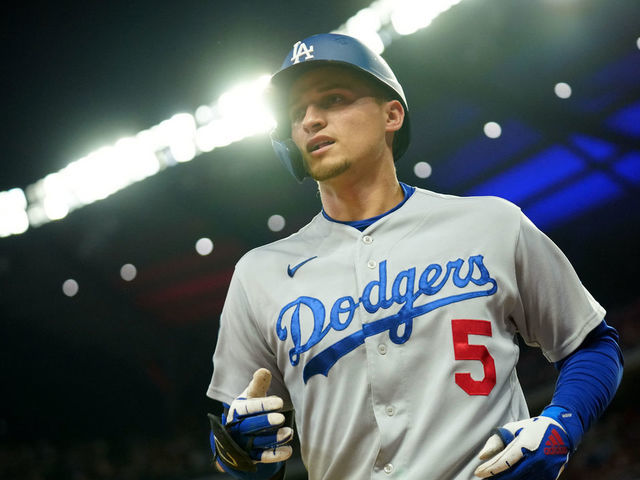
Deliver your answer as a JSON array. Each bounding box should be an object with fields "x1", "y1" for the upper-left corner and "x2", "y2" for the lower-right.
[{"x1": 269, "y1": 33, "x2": 411, "y2": 182}]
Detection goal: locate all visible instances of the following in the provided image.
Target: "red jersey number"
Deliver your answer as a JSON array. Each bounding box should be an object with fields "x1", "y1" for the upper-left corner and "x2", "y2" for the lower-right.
[{"x1": 451, "y1": 319, "x2": 496, "y2": 396}]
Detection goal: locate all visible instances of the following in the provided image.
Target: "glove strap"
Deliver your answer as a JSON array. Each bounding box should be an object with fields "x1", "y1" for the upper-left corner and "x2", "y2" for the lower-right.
[
  {"x1": 208, "y1": 413, "x2": 257, "y2": 472},
  {"x1": 540, "y1": 406, "x2": 580, "y2": 452}
]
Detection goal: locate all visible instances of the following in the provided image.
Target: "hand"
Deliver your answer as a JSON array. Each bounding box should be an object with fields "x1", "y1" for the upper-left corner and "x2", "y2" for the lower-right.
[
  {"x1": 209, "y1": 368, "x2": 293, "y2": 478},
  {"x1": 225, "y1": 368, "x2": 293, "y2": 463},
  {"x1": 474, "y1": 416, "x2": 571, "y2": 480}
]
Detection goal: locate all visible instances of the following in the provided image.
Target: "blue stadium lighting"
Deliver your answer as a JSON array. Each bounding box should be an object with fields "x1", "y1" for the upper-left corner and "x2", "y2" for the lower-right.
[
  {"x1": 570, "y1": 134, "x2": 617, "y2": 162},
  {"x1": 523, "y1": 172, "x2": 622, "y2": 230},
  {"x1": 577, "y1": 91, "x2": 621, "y2": 114},
  {"x1": 431, "y1": 120, "x2": 541, "y2": 190},
  {"x1": 613, "y1": 152, "x2": 640, "y2": 184},
  {"x1": 587, "y1": 53, "x2": 640, "y2": 93},
  {"x1": 466, "y1": 145, "x2": 586, "y2": 205},
  {"x1": 606, "y1": 101, "x2": 640, "y2": 138}
]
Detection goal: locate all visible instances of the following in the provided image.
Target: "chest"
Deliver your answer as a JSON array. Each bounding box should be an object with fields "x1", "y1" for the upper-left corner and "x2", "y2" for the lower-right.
[{"x1": 261, "y1": 226, "x2": 518, "y2": 387}]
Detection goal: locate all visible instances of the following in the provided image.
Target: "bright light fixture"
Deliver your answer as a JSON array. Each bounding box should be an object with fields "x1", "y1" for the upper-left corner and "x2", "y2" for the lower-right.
[
  {"x1": 0, "y1": 188, "x2": 29, "y2": 237},
  {"x1": 0, "y1": 0, "x2": 468, "y2": 238},
  {"x1": 391, "y1": 0, "x2": 461, "y2": 36}
]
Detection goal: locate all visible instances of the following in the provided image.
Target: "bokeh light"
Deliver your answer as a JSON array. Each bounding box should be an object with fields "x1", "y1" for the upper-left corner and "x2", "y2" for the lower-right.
[
  {"x1": 62, "y1": 279, "x2": 79, "y2": 297},
  {"x1": 413, "y1": 161, "x2": 433, "y2": 179},
  {"x1": 268, "y1": 215, "x2": 286, "y2": 232},
  {"x1": 195, "y1": 237, "x2": 214, "y2": 256},
  {"x1": 120, "y1": 264, "x2": 137, "y2": 281},
  {"x1": 484, "y1": 121, "x2": 502, "y2": 139},
  {"x1": 554, "y1": 82, "x2": 572, "y2": 99}
]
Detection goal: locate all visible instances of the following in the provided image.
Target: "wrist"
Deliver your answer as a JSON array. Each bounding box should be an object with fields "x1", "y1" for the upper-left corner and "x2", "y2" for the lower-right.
[
  {"x1": 210, "y1": 428, "x2": 285, "y2": 480},
  {"x1": 540, "y1": 405, "x2": 582, "y2": 451}
]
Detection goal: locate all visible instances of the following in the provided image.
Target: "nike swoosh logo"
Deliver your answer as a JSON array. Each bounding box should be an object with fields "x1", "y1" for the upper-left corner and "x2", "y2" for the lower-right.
[{"x1": 287, "y1": 256, "x2": 318, "y2": 278}]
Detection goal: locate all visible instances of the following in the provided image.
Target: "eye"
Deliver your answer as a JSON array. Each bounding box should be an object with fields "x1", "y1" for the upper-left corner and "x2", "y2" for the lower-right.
[
  {"x1": 323, "y1": 93, "x2": 344, "y2": 107},
  {"x1": 289, "y1": 106, "x2": 305, "y2": 124}
]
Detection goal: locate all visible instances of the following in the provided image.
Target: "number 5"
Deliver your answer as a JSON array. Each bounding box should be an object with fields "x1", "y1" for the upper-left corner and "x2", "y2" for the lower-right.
[{"x1": 451, "y1": 319, "x2": 496, "y2": 396}]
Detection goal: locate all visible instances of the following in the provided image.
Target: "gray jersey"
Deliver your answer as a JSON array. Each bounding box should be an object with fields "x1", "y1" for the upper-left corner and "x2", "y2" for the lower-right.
[{"x1": 207, "y1": 187, "x2": 604, "y2": 480}]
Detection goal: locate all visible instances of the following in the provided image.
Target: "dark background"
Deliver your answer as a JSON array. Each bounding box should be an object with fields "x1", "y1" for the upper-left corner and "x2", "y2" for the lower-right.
[{"x1": 1, "y1": 1, "x2": 639, "y2": 478}]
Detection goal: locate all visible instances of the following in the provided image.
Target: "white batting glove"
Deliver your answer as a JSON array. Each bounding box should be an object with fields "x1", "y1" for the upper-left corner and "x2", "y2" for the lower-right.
[
  {"x1": 209, "y1": 368, "x2": 293, "y2": 478},
  {"x1": 225, "y1": 368, "x2": 293, "y2": 463},
  {"x1": 474, "y1": 416, "x2": 571, "y2": 480}
]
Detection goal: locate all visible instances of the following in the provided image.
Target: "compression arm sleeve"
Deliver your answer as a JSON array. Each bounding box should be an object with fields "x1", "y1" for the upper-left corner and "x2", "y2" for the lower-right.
[{"x1": 541, "y1": 319, "x2": 624, "y2": 450}]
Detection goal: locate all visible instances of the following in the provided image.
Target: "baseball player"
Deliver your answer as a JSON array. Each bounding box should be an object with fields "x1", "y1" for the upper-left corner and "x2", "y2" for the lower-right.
[{"x1": 206, "y1": 33, "x2": 623, "y2": 480}]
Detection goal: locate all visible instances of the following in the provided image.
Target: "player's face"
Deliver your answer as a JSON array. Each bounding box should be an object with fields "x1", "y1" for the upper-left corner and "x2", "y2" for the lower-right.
[{"x1": 288, "y1": 66, "x2": 398, "y2": 183}]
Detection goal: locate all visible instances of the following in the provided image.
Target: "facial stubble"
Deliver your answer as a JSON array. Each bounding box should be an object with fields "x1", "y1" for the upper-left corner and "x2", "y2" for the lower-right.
[{"x1": 304, "y1": 156, "x2": 352, "y2": 182}]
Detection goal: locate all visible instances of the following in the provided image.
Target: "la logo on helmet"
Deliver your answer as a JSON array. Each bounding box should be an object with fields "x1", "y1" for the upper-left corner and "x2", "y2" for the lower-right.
[{"x1": 291, "y1": 41, "x2": 315, "y2": 64}]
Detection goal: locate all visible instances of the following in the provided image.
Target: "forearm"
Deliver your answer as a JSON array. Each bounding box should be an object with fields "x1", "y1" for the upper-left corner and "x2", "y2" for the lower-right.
[{"x1": 541, "y1": 320, "x2": 624, "y2": 449}]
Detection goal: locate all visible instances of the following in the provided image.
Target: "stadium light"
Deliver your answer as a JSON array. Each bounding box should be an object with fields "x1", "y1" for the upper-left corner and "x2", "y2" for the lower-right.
[
  {"x1": 0, "y1": 188, "x2": 29, "y2": 237},
  {"x1": 390, "y1": 0, "x2": 462, "y2": 36},
  {"x1": 1, "y1": 0, "x2": 466, "y2": 238}
]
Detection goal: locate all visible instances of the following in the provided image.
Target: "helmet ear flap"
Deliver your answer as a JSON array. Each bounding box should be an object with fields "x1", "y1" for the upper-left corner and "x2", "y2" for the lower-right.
[{"x1": 270, "y1": 135, "x2": 306, "y2": 183}]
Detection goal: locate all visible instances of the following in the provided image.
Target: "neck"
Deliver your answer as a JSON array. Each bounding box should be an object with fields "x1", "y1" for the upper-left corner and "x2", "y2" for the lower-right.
[{"x1": 318, "y1": 160, "x2": 403, "y2": 221}]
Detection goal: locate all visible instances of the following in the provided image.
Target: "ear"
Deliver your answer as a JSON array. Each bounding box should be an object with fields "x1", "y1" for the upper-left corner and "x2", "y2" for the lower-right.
[{"x1": 384, "y1": 99, "x2": 405, "y2": 133}]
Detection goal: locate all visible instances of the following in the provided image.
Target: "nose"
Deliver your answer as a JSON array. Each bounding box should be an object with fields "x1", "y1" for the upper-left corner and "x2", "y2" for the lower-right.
[{"x1": 301, "y1": 104, "x2": 326, "y2": 133}]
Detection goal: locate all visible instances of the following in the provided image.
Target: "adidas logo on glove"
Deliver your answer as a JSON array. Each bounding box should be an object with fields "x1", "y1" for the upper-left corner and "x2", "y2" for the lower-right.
[{"x1": 543, "y1": 428, "x2": 569, "y2": 455}]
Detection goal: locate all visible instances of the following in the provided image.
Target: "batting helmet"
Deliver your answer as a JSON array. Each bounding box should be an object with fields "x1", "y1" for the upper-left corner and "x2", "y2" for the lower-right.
[{"x1": 269, "y1": 33, "x2": 411, "y2": 182}]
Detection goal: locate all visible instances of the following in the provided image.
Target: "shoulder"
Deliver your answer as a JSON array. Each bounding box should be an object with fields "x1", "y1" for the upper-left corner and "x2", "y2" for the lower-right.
[
  {"x1": 409, "y1": 186, "x2": 523, "y2": 221},
  {"x1": 234, "y1": 213, "x2": 325, "y2": 275}
]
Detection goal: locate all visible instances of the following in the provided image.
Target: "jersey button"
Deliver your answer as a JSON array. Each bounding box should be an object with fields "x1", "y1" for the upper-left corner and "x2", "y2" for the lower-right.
[
  {"x1": 362, "y1": 235, "x2": 373, "y2": 244},
  {"x1": 367, "y1": 260, "x2": 377, "y2": 269},
  {"x1": 384, "y1": 463, "x2": 394, "y2": 474},
  {"x1": 377, "y1": 344, "x2": 387, "y2": 355},
  {"x1": 385, "y1": 405, "x2": 395, "y2": 416}
]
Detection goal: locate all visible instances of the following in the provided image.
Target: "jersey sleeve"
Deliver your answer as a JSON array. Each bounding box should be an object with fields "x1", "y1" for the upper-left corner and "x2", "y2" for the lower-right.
[
  {"x1": 510, "y1": 212, "x2": 605, "y2": 362},
  {"x1": 207, "y1": 263, "x2": 292, "y2": 408}
]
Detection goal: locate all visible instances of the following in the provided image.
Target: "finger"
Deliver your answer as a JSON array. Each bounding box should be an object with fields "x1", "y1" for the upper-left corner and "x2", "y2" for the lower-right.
[
  {"x1": 231, "y1": 396, "x2": 284, "y2": 418},
  {"x1": 251, "y1": 427, "x2": 294, "y2": 449},
  {"x1": 477, "y1": 433, "x2": 505, "y2": 461},
  {"x1": 254, "y1": 445, "x2": 293, "y2": 463},
  {"x1": 246, "y1": 368, "x2": 272, "y2": 398},
  {"x1": 474, "y1": 441, "x2": 525, "y2": 478},
  {"x1": 475, "y1": 455, "x2": 507, "y2": 479},
  {"x1": 234, "y1": 413, "x2": 286, "y2": 435}
]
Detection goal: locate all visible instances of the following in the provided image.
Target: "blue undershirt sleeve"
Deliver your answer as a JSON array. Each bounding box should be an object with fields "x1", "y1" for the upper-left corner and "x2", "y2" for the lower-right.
[{"x1": 540, "y1": 319, "x2": 624, "y2": 451}]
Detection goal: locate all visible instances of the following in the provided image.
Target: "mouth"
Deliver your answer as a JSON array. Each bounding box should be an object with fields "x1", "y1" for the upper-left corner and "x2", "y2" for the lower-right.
[{"x1": 307, "y1": 138, "x2": 335, "y2": 154}]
